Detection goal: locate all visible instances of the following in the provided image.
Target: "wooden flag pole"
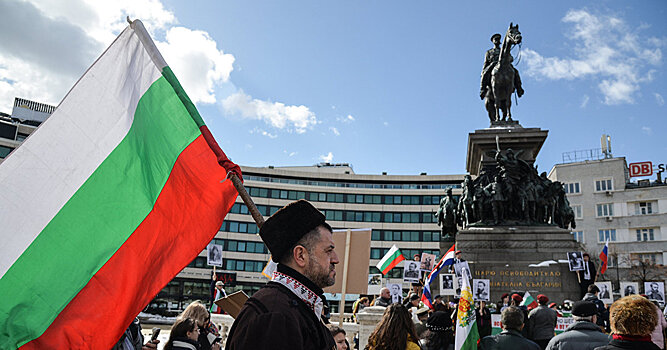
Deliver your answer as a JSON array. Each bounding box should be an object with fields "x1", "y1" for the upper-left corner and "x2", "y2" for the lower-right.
[
  {"x1": 229, "y1": 172, "x2": 265, "y2": 228},
  {"x1": 339, "y1": 229, "x2": 352, "y2": 327}
]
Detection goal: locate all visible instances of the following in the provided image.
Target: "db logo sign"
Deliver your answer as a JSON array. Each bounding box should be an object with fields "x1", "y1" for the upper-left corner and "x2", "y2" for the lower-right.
[{"x1": 629, "y1": 161, "x2": 652, "y2": 177}]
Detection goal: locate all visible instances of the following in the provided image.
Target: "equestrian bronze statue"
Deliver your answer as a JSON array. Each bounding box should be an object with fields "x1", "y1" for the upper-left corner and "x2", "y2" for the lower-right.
[{"x1": 480, "y1": 23, "x2": 524, "y2": 123}]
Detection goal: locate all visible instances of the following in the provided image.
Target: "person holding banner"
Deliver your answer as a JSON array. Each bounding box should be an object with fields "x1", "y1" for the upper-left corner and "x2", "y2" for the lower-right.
[
  {"x1": 225, "y1": 200, "x2": 338, "y2": 350},
  {"x1": 577, "y1": 253, "x2": 596, "y2": 299}
]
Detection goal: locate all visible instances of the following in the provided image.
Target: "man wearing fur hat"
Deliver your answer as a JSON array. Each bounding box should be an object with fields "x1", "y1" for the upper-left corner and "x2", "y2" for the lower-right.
[
  {"x1": 226, "y1": 200, "x2": 339, "y2": 350},
  {"x1": 545, "y1": 301, "x2": 609, "y2": 350},
  {"x1": 527, "y1": 294, "x2": 557, "y2": 349}
]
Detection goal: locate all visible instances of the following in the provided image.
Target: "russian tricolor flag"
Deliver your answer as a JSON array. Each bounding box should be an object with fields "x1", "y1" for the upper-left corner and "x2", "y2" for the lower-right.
[
  {"x1": 599, "y1": 240, "x2": 609, "y2": 274},
  {"x1": 421, "y1": 244, "x2": 456, "y2": 309}
]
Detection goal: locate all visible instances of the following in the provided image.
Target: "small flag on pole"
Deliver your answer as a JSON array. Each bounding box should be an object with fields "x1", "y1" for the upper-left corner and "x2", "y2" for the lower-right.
[
  {"x1": 600, "y1": 240, "x2": 609, "y2": 274},
  {"x1": 422, "y1": 244, "x2": 456, "y2": 309},
  {"x1": 520, "y1": 291, "x2": 538, "y2": 309},
  {"x1": 376, "y1": 244, "x2": 405, "y2": 275}
]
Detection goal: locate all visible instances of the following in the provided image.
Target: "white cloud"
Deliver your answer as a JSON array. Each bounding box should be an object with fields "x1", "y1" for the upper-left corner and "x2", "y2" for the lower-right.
[
  {"x1": 283, "y1": 150, "x2": 297, "y2": 157},
  {"x1": 336, "y1": 114, "x2": 355, "y2": 123},
  {"x1": 330, "y1": 127, "x2": 340, "y2": 136},
  {"x1": 522, "y1": 9, "x2": 663, "y2": 105},
  {"x1": 580, "y1": 95, "x2": 590, "y2": 108},
  {"x1": 249, "y1": 128, "x2": 277, "y2": 139},
  {"x1": 222, "y1": 90, "x2": 317, "y2": 133},
  {"x1": 655, "y1": 93, "x2": 665, "y2": 106},
  {"x1": 156, "y1": 27, "x2": 234, "y2": 104},
  {"x1": 319, "y1": 152, "x2": 334, "y2": 163},
  {"x1": 383, "y1": 121, "x2": 389, "y2": 127},
  {"x1": 642, "y1": 126, "x2": 653, "y2": 135}
]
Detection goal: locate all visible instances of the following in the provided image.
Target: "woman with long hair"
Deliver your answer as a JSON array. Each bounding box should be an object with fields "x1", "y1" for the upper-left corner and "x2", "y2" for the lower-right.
[
  {"x1": 353, "y1": 297, "x2": 370, "y2": 322},
  {"x1": 163, "y1": 318, "x2": 200, "y2": 350},
  {"x1": 366, "y1": 303, "x2": 420, "y2": 350},
  {"x1": 179, "y1": 301, "x2": 220, "y2": 350}
]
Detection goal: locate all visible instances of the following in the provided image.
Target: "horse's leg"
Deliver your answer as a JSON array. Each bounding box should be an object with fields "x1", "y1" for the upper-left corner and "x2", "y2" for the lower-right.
[{"x1": 507, "y1": 78, "x2": 513, "y2": 121}]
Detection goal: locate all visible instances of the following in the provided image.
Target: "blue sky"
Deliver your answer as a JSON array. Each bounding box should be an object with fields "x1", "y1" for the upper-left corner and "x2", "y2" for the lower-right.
[{"x1": 1, "y1": 0, "x2": 665, "y2": 176}]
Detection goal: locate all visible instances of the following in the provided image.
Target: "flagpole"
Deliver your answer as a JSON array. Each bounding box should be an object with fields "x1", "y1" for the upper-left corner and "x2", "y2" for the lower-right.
[{"x1": 229, "y1": 173, "x2": 265, "y2": 228}]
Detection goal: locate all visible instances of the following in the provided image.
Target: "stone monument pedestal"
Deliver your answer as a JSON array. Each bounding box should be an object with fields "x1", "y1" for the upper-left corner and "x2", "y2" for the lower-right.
[{"x1": 453, "y1": 226, "x2": 581, "y2": 303}]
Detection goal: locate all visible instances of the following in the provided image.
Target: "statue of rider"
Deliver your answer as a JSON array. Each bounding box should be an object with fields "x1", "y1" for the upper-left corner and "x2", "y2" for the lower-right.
[{"x1": 480, "y1": 33, "x2": 524, "y2": 100}]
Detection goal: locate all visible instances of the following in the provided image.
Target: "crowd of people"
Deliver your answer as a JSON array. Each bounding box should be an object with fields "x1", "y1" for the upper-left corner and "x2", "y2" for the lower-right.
[{"x1": 112, "y1": 199, "x2": 666, "y2": 350}]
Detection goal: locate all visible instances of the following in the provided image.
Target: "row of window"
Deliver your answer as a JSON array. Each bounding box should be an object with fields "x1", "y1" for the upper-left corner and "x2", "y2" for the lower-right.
[
  {"x1": 572, "y1": 228, "x2": 660, "y2": 244},
  {"x1": 245, "y1": 174, "x2": 462, "y2": 190},
  {"x1": 371, "y1": 230, "x2": 441, "y2": 242},
  {"x1": 228, "y1": 203, "x2": 438, "y2": 224},
  {"x1": 224, "y1": 259, "x2": 267, "y2": 272},
  {"x1": 246, "y1": 186, "x2": 450, "y2": 206},
  {"x1": 210, "y1": 238, "x2": 268, "y2": 254},
  {"x1": 592, "y1": 201, "x2": 657, "y2": 218},
  {"x1": 562, "y1": 179, "x2": 613, "y2": 194}
]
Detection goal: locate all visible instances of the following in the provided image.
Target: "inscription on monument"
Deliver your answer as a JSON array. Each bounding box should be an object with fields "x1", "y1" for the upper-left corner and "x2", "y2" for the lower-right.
[{"x1": 474, "y1": 268, "x2": 563, "y2": 290}]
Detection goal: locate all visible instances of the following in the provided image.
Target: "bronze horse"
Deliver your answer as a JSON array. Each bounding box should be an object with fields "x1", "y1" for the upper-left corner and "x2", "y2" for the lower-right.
[{"x1": 485, "y1": 23, "x2": 522, "y2": 122}]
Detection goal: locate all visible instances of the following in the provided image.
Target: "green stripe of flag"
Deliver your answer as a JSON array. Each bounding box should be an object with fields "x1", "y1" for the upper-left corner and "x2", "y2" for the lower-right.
[{"x1": 0, "y1": 74, "x2": 200, "y2": 347}]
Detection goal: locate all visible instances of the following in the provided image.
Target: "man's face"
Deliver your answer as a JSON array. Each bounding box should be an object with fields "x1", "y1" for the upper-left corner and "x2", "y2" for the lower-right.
[
  {"x1": 381, "y1": 288, "x2": 390, "y2": 299},
  {"x1": 408, "y1": 263, "x2": 416, "y2": 272},
  {"x1": 391, "y1": 285, "x2": 400, "y2": 294},
  {"x1": 583, "y1": 255, "x2": 589, "y2": 262},
  {"x1": 477, "y1": 282, "x2": 485, "y2": 290},
  {"x1": 333, "y1": 333, "x2": 348, "y2": 350},
  {"x1": 492, "y1": 36, "x2": 500, "y2": 46},
  {"x1": 652, "y1": 283, "x2": 659, "y2": 292},
  {"x1": 455, "y1": 253, "x2": 461, "y2": 259},
  {"x1": 304, "y1": 227, "x2": 339, "y2": 288}
]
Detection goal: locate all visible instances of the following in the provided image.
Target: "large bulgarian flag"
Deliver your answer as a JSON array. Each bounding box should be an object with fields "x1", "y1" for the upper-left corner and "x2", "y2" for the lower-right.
[{"x1": 0, "y1": 20, "x2": 240, "y2": 349}]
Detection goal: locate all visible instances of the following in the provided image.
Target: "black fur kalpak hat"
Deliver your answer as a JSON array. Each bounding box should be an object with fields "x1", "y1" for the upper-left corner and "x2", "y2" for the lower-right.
[{"x1": 259, "y1": 200, "x2": 329, "y2": 262}]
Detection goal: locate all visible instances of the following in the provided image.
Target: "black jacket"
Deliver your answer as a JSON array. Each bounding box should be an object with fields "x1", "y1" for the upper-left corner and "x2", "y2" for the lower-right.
[
  {"x1": 594, "y1": 338, "x2": 661, "y2": 350},
  {"x1": 480, "y1": 329, "x2": 541, "y2": 350},
  {"x1": 225, "y1": 265, "x2": 336, "y2": 350}
]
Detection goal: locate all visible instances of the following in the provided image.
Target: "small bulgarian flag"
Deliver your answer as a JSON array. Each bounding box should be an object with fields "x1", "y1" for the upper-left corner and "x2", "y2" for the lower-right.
[
  {"x1": 0, "y1": 20, "x2": 240, "y2": 349},
  {"x1": 376, "y1": 244, "x2": 405, "y2": 275},
  {"x1": 520, "y1": 291, "x2": 538, "y2": 309}
]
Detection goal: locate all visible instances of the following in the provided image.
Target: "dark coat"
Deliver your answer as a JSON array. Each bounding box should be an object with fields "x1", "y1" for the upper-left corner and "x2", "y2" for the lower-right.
[
  {"x1": 476, "y1": 307, "x2": 493, "y2": 338},
  {"x1": 527, "y1": 305, "x2": 557, "y2": 341},
  {"x1": 594, "y1": 338, "x2": 661, "y2": 350},
  {"x1": 480, "y1": 329, "x2": 541, "y2": 350},
  {"x1": 225, "y1": 265, "x2": 336, "y2": 350},
  {"x1": 583, "y1": 293, "x2": 609, "y2": 330}
]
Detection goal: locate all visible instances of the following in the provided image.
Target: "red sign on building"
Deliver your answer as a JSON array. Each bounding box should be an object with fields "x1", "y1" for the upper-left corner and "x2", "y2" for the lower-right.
[{"x1": 629, "y1": 161, "x2": 653, "y2": 177}]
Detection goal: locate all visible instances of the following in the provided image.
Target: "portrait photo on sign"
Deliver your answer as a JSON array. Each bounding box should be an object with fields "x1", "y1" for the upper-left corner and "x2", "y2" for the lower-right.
[
  {"x1": 454, "y1": 261, "x2": 472, "y2": 281},
  {"x1": 473, "y1": 279, "x2": 490, "y2": 301},
  {"x1": 367, "y1": 274, "x2": 382, "y2": 295},
  {"x1": 567, "y1": 251, "x2": 584, "y2": 271},
  {"x1": 645, "y1": 281, "x2": 665, "y2": 301},
  {"x1": 595, "y1": 281, "x2": 613, "y2": 304},
  {"x1": 403, "y1": 260, "x2": 421, "y2": 283},
  {"x1": 440, "y1": 273, "x2": 457, "y2": 296},
  {"x1": 207, "y1": 244, "x2": 223, "y2": 267},
  {"x1": 420, "y1": 253, "x2": 436, "y2": 271},
  {"x1": 620, "y1": 282, "x2": 639, "y2": 297},
  {"x1": 387, "y1": 283, "x2": 403, "y2": 304}
]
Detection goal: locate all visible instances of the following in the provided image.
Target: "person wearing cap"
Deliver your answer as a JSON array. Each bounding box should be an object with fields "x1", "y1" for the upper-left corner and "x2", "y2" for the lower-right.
[
  {"x1": 594, "y1": 295, "x2": 660, "y2": 350},
  {"x1": 414, "y1": 307, "x2": 431, "y2": 339},
  {"x1": 419, "y1": 311, "x2": 454, "y2": 350},
  {"x1": 225, "y1": 200, "x2": 338, "y2": 350},
  {"x1": 583, "y1": 284, "x2": 610, "y2": 331},
  {"x1": 432, "y1": 295, "x2": 449, "y2": 313},
  {"x1": 527, "y1": 294, "x2": 557, "y2": 349},
  {"x1": 479, "y1": 33, "x2": 524, "y2": 100},
  {"x1": 548, "y1": 302, "x2": 562, "y2": 317},
  {"x1": 577, "y1": 253, "x2": 597, "y2": 299},
  {"x1": 209, "y1": 280, "x2": 227, "y2": 314},
  {"x1": 480, "y1": 306, "x2": 540, "y2": 350},
  {"x1": 498, "y1": 293, "x2": 510, "y2": 313},
  {"x1": 544, "y1": 301, "x2": 609, "y2": 350}
]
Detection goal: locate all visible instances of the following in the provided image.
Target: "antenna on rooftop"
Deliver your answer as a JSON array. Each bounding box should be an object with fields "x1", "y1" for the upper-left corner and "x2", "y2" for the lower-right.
[{"x1": 601, "y1": 134, "x2": 612, "y2": 159}]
